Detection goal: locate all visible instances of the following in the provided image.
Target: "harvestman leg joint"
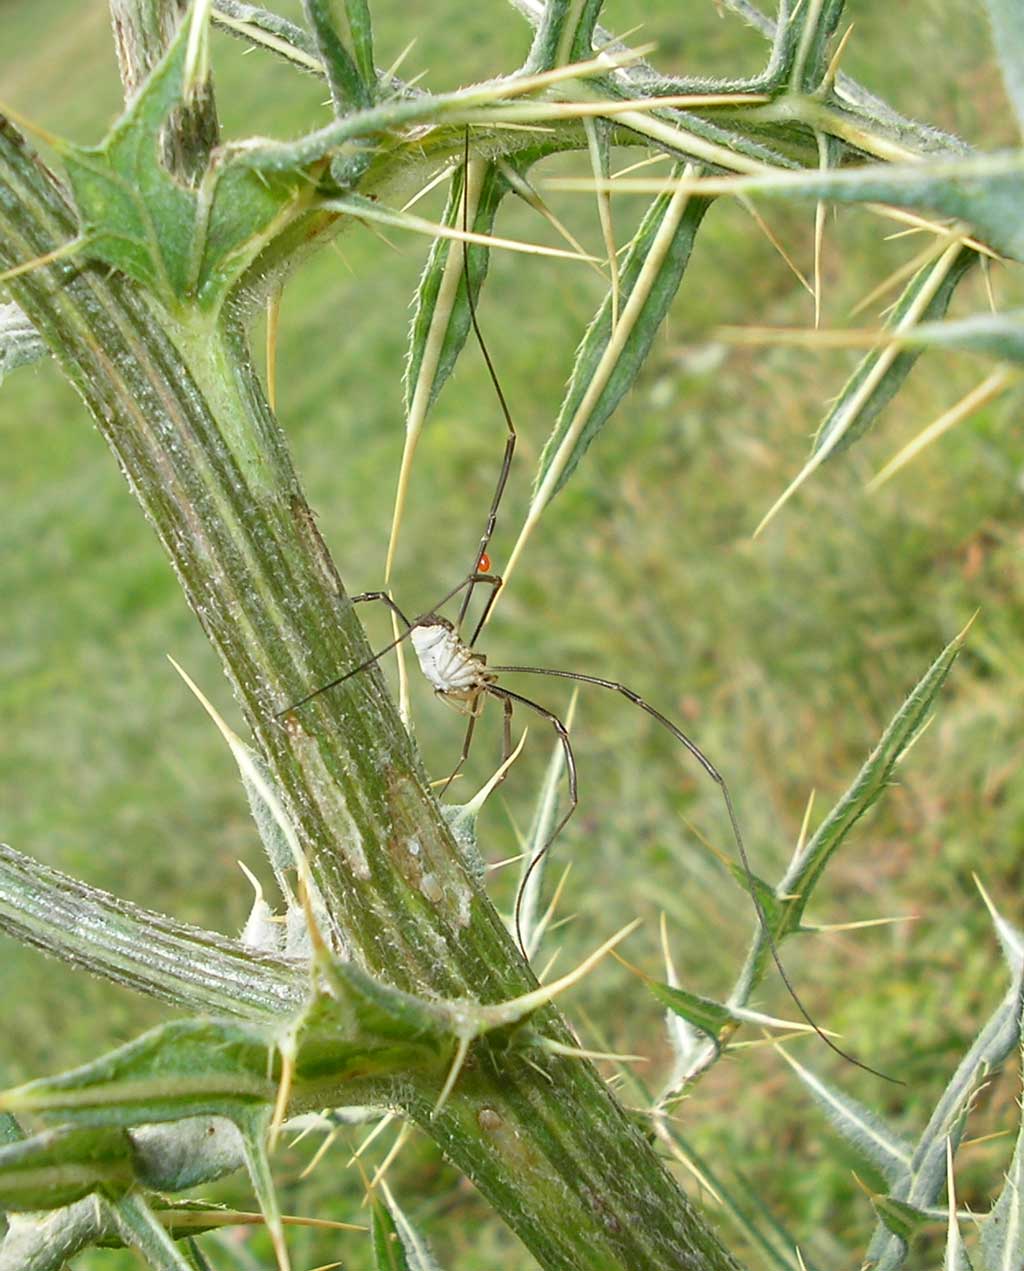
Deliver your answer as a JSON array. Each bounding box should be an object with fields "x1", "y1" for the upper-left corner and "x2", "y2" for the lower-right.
[{"x1": 276, "y1": 130, "x2": 897, "y2": 1084}]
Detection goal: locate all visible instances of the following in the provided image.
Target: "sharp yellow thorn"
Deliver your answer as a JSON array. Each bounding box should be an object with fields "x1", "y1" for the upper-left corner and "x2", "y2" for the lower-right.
[
  {"x1": 651, "y1": 1121, "x2": 724, "y2": 1204},
  {"x1": 497, "y1": 159, "x2": 607, "y2": 283},
  {"x1": 849, "y1": 238, "x2": 946, "y2": 319},
  {"x1": 0, "y1": 236, "x2": 86, "y2": 285},
  {"x1": 300, "y1": 1127, "x2": 339, "y2": 1179},
  {"x1": 531, "y1": 861, "x2": 573, "y2": 951},
  {"x1": 738, "y1": 194, "x2": 814, "y2": 298},
  {"x1": 584, "y1": 117, "x2": 620, "y2": 329},
  {"x1": 400, "y1": 165, "x2": 454, "y2": 213},
  {"x1": 347, "y1": 1110, "x2": 396, "y2": 1165},
  {"x1": 0, "y1": 99, "x2": 62, "y2": 146},
  {"x1": 540, "y1": 1037, "x2": 647, "y2": 1064},
  {"x1": 431, "y1": 1034, "x2": 471, "y2": 1119},
  {"x1": 863, "y1": 204, "x2": 999, "y2": 260},
  {"x1": 368, "y1": 1122, "x2": 412, "y2": 1191},
  {"x1": 537, "y1": 948, "x2": 562, "y2": 983},
  {"x1": 382, "y1": 37, "x2": 417, "y2": 82},
  {"x1": 266, "y1": 289, "x2": 281, "y2": 414},
  {"x1": 485, "y1": 850, "x2": 526, "y2": 873},
  {"x1": 753, "y1": 239, "x2": 967, "y2": 537},
  {"x1": 269, "y1": 1039, "x2": 295, "y2": 1150},
  {"x1": 613, "y1": 152, "x2": 671, "y2": 180},
  {"x1": 336, "y1": 200, "x2": 599, "y2": 263},
  {"x1": 659, "y1": 911, "x2": 679, "y2": 986},
  {"x1": 212, "y1": 10, "x2": 323, "y2": 71},
  {"x1": 867, "y1": 367, "x2": 1014, "y2": 490},
  {"x1": 478, "y1": 919, "x2": 642, "y2": 1029},
  {"x1": 820, "y1": 23, "x2": 855, "y2": 95},
  {"x1": 806, "y1": 914, "x2": 916, "y2": 933},
  {"x1": 813, "y1": 132, "x2": 829, "y2": 328}
]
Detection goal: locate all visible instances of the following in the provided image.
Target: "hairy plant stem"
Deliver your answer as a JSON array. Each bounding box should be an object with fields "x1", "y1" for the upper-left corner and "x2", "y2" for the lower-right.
[{"x1": 0, "y1": 120, "x2": 742, "y2": 1270}]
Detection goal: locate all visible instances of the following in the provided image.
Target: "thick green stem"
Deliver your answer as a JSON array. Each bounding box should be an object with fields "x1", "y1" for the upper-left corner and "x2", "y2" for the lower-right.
[
  {"x1": 0, "y1": 843, "x2": 304, "y2": 1020},
  {"x1": 0, "y1": 121, "x2": 741, "y2": 1270}
]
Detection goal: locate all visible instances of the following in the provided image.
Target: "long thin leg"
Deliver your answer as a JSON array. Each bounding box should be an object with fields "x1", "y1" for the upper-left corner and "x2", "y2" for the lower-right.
[
  {"x1": 487, "y1": 686, "x2": 577, "y2": 960},
  {"x1": 468, "y1": 572, "x2": 503, "y2": 647},
  {"x1": 490, "y1": 664, "x2": 898, "y2": 1083},
  {"x1": 351, "y1": 591, "x2": 413, "y2": 630},
  {"x1": 455, "y1": 128, "x2": 517, "y2": 635},
  {"x1": 439, "y1": 710, "x2": 479, "y2": 799},
  {"x1": 279, "y1": 572, "x2": 503, "y2": 716}
]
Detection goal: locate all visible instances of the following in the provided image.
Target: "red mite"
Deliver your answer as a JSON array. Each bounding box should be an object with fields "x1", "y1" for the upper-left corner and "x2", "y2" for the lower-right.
[{"x1": 478, "y1": 552, "x2": 490, "y2": 572}]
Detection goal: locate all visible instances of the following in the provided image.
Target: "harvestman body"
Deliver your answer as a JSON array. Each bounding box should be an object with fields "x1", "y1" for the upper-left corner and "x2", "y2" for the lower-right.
[{"x1": 280, "y1": 132, "x2": 896, "y2": 1083}]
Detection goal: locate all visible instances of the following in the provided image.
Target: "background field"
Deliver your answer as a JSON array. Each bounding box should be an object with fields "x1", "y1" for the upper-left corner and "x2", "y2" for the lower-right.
[{"x1": 2, "y1": 2, "x2": 1023, "y2": 1267}]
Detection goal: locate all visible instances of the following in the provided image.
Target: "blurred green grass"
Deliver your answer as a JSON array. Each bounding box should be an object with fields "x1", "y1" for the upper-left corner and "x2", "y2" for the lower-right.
[{"x1": 2, "y1": 1, "x2": 1023, "y2": 1267}]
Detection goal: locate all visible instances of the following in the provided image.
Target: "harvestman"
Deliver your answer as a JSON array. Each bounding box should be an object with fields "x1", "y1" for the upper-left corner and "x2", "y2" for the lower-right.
[{"x1": 280, "y1": 133, "x2": 895, "y2": 1082}]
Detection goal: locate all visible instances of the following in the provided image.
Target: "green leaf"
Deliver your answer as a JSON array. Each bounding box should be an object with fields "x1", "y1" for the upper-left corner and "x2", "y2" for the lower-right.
[
  {"x1": 776, "y1": 623, "x2": 969, "y2": 936},
  {"x1": 303, "y1": 0, "x2": 372, "y2": 114},
  {"x1": 58, "y1": 16, "x2": 199, "y2": 300},
  {"x1": 779, "y1": 1050, "x2": 912, "y2": 1186},
  {"x1": 787, "y1": 0, "x2": 845, "y2": 91},
  {"x1": 531, "y1": 174, "x2": 712, "y2": 509},
  {"x1": 984, "y1": 0, "x2": 1024, "y2": 132},
  {"x1": 371, "y1": 1185, "x2": 442, "y2": 1270},
  {"x1": 213, "y1": 1, "x2": 321, "y2": 73},
  {"x1": 872, "y1": 1194, "x2": 932, "y2": 1243},
  {"x1": 0, "y1": 1125, "x2": 135, "y2": 1210},
  {"x1": 646, "y1": 982, "x2": 735, "y2": 1052},
  {"x1": 810, "y1": 246, "x2": 977, "y2": 460},
  {"x1": 58, "y1": 10, "x2": 306, "y2": 308},
  {"x1": 755, "y1": 244, "x2": 977, "y2": 531},
  {"x1": 0, "y1": 1020, "x2": 278, "y2": 1126},
  {"x1": 403, "y1": 159, "x2": 513, "y2": 421}
]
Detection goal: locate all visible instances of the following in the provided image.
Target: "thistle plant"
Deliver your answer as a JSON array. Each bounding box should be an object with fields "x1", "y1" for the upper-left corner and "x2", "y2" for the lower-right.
[{"x1": 0, "y1": 1, "x2": 1022, "y2": 1269}]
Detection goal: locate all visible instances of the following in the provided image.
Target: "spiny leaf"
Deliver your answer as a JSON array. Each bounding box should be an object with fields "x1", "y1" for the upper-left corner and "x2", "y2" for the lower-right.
[
  {"x1": 811, "y1": 245, "x2": 976, "y2": 460},
  {"x1": 304, "y1": 0, "x2": 372, "y2": 114},
  {"x1": 0, "y1": 1020, "x2": 278, "y2": 1125},
  {"x1": 403, "y1": 160, "x2": 514, "y2": 421},
  {"x1": 0, "y1": 1125, "x2": 135, "y2": 1210},
  {"x1": 756, "y1": 243, "x2": 976, "y2": 532},
  {"x1": 57, "y1": 10, "x2": 306, "y2": 308},
  {"x1": 371, "y1": 1183, "x2": 442, "y2": 1270},
  {"x1": 212, "y1": 1, "x2": 322, "y2": 74},
  {"x1": 530, "y1": 171, "x2": 712, "y2": 508},
  {"x1": 776, "y1": 622, "x2": 970, "y2": 937},
  {"x1": 778, "y1": 1049, "x2": 912, "y2": 1186},
  {"x1": 872, "y1": 1193, "x2": 932, "y2": 1244},
  {"x1": 646, "y1": 982, "x2": 734, "y2": 1052}
]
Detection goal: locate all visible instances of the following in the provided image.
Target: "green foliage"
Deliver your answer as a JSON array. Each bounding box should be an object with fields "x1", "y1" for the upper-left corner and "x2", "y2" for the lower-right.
[
  {"x1": 57, "y1": 12, "x2": 306, "y2": 309},
  {"x1": 2, "y1": 0, "x2": 1024, "y2": 1267}
]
